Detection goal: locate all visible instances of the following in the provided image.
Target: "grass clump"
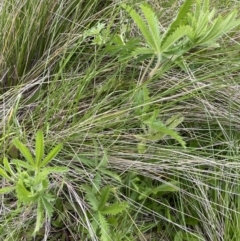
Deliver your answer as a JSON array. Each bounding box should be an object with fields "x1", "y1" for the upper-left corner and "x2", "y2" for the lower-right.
[{"x1": 1, "y1": 0, "x2": 240, "y2": 240}]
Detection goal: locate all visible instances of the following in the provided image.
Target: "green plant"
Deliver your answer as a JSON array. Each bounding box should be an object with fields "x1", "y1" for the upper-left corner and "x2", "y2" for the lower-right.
[
  {"x1": 133, "y1": 85, "x2": 186, "y2": 153},
  {"x1": 82, "y1": 174, "x2": 128, "y2": 241},
  {"x1": 119, "y1": 0, "x2": 240, "y2": 82},
  {"x1": 0, "y1": 130, "x2": 68, "y2": 235}
]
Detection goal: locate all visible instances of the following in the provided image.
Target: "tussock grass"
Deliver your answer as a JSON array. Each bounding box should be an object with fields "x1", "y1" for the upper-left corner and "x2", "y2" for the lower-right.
[{"x1": 1, "y1": 0, "x2": 240, "y2": 240}]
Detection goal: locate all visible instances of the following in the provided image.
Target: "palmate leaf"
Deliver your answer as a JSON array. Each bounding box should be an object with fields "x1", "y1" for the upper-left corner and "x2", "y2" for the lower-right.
[
  {"x1": 121, "y1": 4, "x2": 155, "y2": 49},
  {"x1": 13, "y1": 138, "x2": 35, "y2": 167},
  {"x1": 101, "y1": 202, "x2": 128, "y2": 215},
  {"x1": 39, "y1": 143, "x2": 63, "y2": 168},
  {"x1": 35, "y1": 130, "x2": 44, "y2": 168}
]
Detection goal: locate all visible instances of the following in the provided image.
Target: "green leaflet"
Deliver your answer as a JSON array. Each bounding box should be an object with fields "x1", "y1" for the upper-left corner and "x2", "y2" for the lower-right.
[
  {"x1": 101, "y1": 202, "x2": 128, "y2": 215},
  {"x1": 139, "y1": 3, "x2": 161, "y2": 52},
  {"x1": 40, "y1": 143, "x2": 63, "y2": 167},
  {"x1": 13, "y1": 138, "x2": 35, "y2": 167},
  {"x1": 144, "y1": 119, "x2": 186, "y2": 149},
  {"x1": 98, "y1": 186, "x2": 111, "y2": 211},
  {"x1": 161, "y1": 0, "x2": 194, "y2": 46},
  {"x1": 33, "y1": 200, "x2": 44, "y2": 235},
  {"x1": 121, "y1": 4, "x2": 156, "y2": 49},
  {"x1": 161, "y1": 25, "x2": 194, "y2": 52},
  {"x1": 0, "y1": 166, "x2": 13, "y2": 181},
  {"x1": 35, "y1": 130, "x2": 44, "y2": 168},
  {"x1": 98, "y1": 212, "x2": 111, "y2": 241},
  {"x1": 0, "y1": 186, "x2": 15, "y2": 194}
]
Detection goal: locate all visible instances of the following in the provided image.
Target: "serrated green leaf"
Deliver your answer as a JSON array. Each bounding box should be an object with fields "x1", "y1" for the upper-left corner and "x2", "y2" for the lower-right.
[
  {"x1": 11, "y1": 159, "x2": 35, "y2": 171},
  {"x1": 35, "y1": 130, "x2": 44, "y2": 168},
  {"x1": 98, "y1": 186, "x2": 111, "y2": 211},
  {"x1": 99, "y1": 150, "x2": 108, "y2": 168},
  {"x1": 202, "y1": 0, "x2": 209, "y2": 12},
  {"x1": 33, "y1": 200, "x2": 44, "y2": 235},
  {"x1": 0, "y1": 186, "x2": 15, "y2": 194},
  {"x1": 161, "y1": 25, "x2": 192, "y2": 52},
  {"x1": 194, "y1": 0, "x2": 201, "y2": 20},
  {"x1": 0, "y1": 167, "x2": 13, "y2": 181},
  {"x1": 144, "y1": 120, "x2": 186, "y2": 148},
  {"x1": 16, "y1": 179, "x2": 37, "y2": 203},
  {"x1": 99, "y1": 169, "x2": 122, "y2": 183},
  {"x1": 85, "y1": 191, "x2": 99, "y2": 211},
  {"x1": 199, "y1": 10, "x2": 240, "y2": 45},
  {"x1": 32, "y1": 171, "x2": 49, "y2": 188},
  {"x1": 194, "y1": 9, "x2": 212, "y2": 38},
  {"x1": 197, "y1": 15, "x2": 223, "y2": 45},
  {"x1": 3, "y1": 157, "x2": 15, "y2": 177},
  {"x1": 222, "y1": 10, "x2": 240, "y2": 32},
  {"x1": 101, "y1": 202, "x2": 128, "y2": 215},
  {"x1": 153, "y1": 181, "x2": 180, "y2": 193},
  {"x1": 40, "y1": 143, "x2": 63, "y2": 168},
  {"x1": 131, "y1": 47, "x2": 155, "y2": 58},
  {"x1": 121, "y1": 4, "x2": 155, "y2": 49},
  {"x1": 40, "y1": 166, "x2": 69, "y2": 175},
  {"x1": 41, "y1": 195, "x2": 54, "y2": 218},
  {"x1": 174, "y1": 230, "x2": 205, "y2": 241},
  {"x1": 162, "y1": 0, "x2": 194, "y2": 45},
  {"x1": 79, "y1": 157, "x2": 96, "y2": 167},
  {"x1": 98, "y1": 212, "x2": 110, "y2": 241},
  {"x1": 140, "y1": 3, "x2": 161, "y2": 52},
  {"x1": 165, "y1": 115, "x2": 184, "y2": 128},
  {"x1": 13, "y1": 138, "x2": 35, "y2": 167}
]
